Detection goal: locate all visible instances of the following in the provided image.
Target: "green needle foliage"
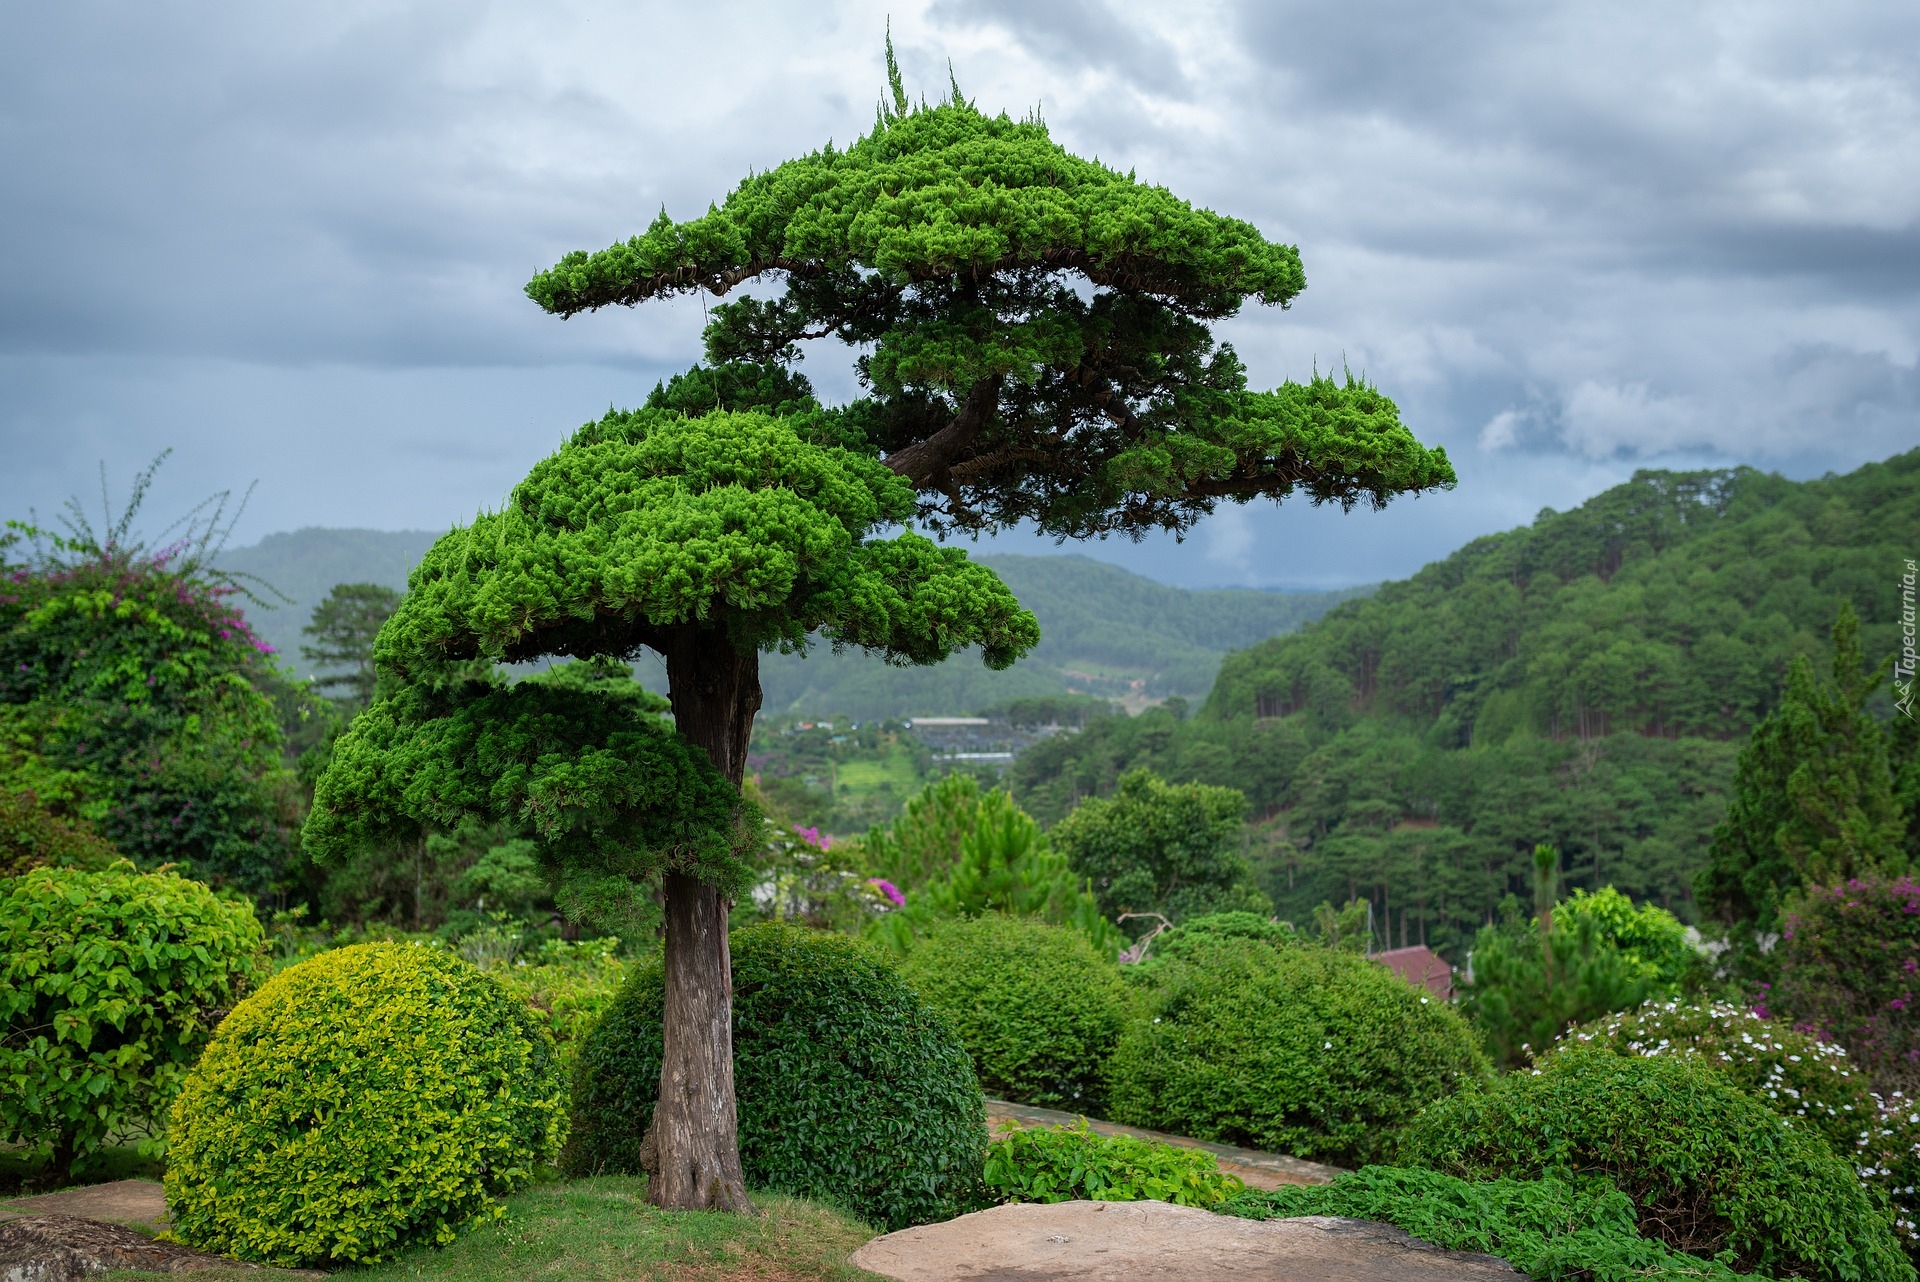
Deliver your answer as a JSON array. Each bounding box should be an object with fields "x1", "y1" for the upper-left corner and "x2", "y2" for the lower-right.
[
  {"x1": 306, "y1": 664, "x2": 748, "y2": 930},
  {"x1": 525, "y1": 66, "x2": 1453, "y2": 538},
  {"x1": 301, "y1": 582, "x2": 402, "y2": 707},
  {"x1": 370, "y1": 409, "x2": 1036, "y2": 675},
  {"x1": 1700, "y1": 601, "x2": 1908, "y2": 936},
  {"x1": 1226, "y1": 1167, "x2": 1765, "y2": 1282},
  {"x1": 306, "y1": 409, "x2": 1037, "y2": 921}
]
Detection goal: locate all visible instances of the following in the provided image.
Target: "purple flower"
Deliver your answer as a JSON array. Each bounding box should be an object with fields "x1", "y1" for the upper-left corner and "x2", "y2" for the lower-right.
[{"x1": 867, "y1": 878, "x2": 905, "y2": 907}]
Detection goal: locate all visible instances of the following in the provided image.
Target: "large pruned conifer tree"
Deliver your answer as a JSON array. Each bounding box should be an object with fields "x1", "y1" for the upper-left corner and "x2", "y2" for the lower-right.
[
  {"x1": 315, "y1": 50, "x2": 1456, "y2": 1215},
  {"x1": 307, "y1": 409, "x2": 1035, "y2": 1210}
]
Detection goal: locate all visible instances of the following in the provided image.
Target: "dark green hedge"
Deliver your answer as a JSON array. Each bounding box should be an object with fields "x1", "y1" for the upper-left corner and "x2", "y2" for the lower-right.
[
  {"x1": 898, "y1": 914, "x2": 1128, "y2": 1112},
  {"x1": 1400, "y1": 1045, "x2": 1911, "y2": 1282},
  {"x1": 1107, "y1": 934, "x2": 1486, "y2": 1165},
  {"x1": 568, "y1": 923, "x2": 985, "y2": 1229}
]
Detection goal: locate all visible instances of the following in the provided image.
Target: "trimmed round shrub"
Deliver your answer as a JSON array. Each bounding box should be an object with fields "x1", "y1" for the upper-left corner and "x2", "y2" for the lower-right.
[
  {"x1": 1559, "y1": 999, "x2": 1920, "y2": 1257},
  {"x1": 0, "y1": 863, "x2": 262, "y2": 1179},
  {"x1": 1401, "y1": 1044, "x2": 1910, "y2": 1282},
  {"x1": 898, "y1": 914, "x2": 1128, "y2": 1111},
  {"x1": 1149, "y1": 910, "x2": 1297, "y2": 961},
  {"x1": 1106, "y1": 935, "x2": 1488, "y2": 1165},
  {"x1": 166, "y1": 942, "x2": 567, "y2": 1267},
  {"x1": 568, "y1": 923, "x2": 985, "y2": 1229}
]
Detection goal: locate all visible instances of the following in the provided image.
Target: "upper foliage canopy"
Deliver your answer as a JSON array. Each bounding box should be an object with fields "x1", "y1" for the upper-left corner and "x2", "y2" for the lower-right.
[
  {"x1": 527, "y1": 93, "x2": 1452, "y2": 537},
  {"x1": 375, "y1": 409, "x2": 1036, "y2": 679}
]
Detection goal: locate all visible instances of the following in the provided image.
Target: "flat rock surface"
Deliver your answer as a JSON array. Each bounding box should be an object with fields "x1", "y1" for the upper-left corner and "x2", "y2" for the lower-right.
[
  {"x1": 0, "y1": 1213, "x2": 246, "y2": 1279},
  {"x1": 852, "y1": 1200, "x2": 1522, "y2": 1282},
  {"x1": 0, "y1": 1180, "x2": 169, "y2": 1234}
]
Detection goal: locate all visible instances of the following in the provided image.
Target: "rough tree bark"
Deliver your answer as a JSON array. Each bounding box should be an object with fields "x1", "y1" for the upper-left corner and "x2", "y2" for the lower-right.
[{"x1": 639, "y1": 624, "x2": 763, "y2": 1212}]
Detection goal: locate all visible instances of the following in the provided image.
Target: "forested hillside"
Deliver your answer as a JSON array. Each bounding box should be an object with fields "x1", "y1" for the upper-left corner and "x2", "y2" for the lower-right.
[
  {"x1": 218, "y1": 528, "x2": 438, "y2": 675},
  {"x1": 1013, "y1": 450, "x2": 1920, "y2": 955},
  {"x1": 219, "y1": 531, "x2": 1365, "y2": 714},
  {"x1": 756, "y1": 556, "x2": 1368, "y2": 717}
]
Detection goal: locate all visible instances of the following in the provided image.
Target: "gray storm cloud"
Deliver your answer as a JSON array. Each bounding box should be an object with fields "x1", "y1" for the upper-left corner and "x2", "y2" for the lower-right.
[{"x1": 0, "y1": 0, "x2": 1913, "y2": 586}]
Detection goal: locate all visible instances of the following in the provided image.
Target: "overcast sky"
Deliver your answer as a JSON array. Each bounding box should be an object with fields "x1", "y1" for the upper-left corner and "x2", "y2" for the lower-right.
[{"x1": 3, "y1": 0, "x2": 1915, "y2": 589}]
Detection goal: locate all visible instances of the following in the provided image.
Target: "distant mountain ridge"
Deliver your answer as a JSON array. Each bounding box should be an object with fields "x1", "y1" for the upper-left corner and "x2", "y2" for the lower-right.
[
  {"x1": 217, "y1": 529, "x2": 1370, "y2": 715},
  {"x1": 217, "y1": 527, "x2": 439, "y2": 671}
]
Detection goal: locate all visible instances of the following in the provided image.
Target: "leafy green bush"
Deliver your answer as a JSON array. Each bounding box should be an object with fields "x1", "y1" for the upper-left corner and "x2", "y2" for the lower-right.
[
  {"x1": 984, "y1": 1120, "x2": 1242, "y2": 1208},
  {"x1": 0, "y1": 863, "x2": 263, "y2": 1180},
  {"x1": 1148, "y1": 910, "x2": 1297, "y2": 961},
  {"x1": 1051, "y1": 768, "x2": 1268, "y2": 927},
  {"x1": 1226, "y1": 1166, "x2": 1761, "y2": 1281},
  {"x1": 166, "y1": 942, "x2": 567, "y2": 1267},
  {"x1": 0, "y1": 789, "x2": 116, "y2": 876},
  {"x1": 1400, "y1": 1044, "x2": 1911, "y2": 1282},
  {"x1": 898, "y1": 914, "x2": 1128, "y2": 1111},
  {"x1": 1559, "y1": 1000, "x2": 1866, "y2": 1155},
  {"x1": 1558, "y1": 999, "x2": 1920, "y2": 1257},
  {"x1": 468, "y1": 933, "x2": 629, "y2": 1076},
  {"x1": 1554, "y1": 887, "x2": 1696, "y2": 989},
  {"x1": 568, "y1": 924, "x2": 986, "y2": 1229},
  {"x1": 1106, "y1": 934, "x2": 1487, "y2": 1165}
]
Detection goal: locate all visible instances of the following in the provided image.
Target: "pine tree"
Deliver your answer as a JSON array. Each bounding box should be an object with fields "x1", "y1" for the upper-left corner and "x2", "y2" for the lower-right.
[
  {"x1": 1698, "y1": 602, "x2": 1907, "y2": 934},
  {"x1": 300, "y1": 582, "x2": 401, "y2": 707}
]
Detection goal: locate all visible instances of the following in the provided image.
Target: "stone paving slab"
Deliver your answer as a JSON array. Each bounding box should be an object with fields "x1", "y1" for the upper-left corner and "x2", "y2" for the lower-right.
[
  {"x1": 984, "y1": 1100, "x2": 1342, "y2": 1190},
  {"x1": 852, "y1": 1200, "x2": 1522, "y2": 1282},
  {"x1": 0, "y1": 1179, "x2": 169, "y2": 1233}
]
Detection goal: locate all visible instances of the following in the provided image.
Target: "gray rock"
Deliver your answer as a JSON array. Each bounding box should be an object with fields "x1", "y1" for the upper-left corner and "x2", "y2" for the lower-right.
[
  {"x1": 851, "y1": 1199, "x2": 1524, "y2": 1281},
  {"x1": 0, "y1": 1214, "x2": 249, "y2": 1281}
]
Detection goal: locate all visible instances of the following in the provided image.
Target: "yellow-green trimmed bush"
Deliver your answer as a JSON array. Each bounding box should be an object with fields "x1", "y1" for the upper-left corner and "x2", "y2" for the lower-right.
[{"x1": 165, "y1": 942, "x2": 567, "y2": 1267}]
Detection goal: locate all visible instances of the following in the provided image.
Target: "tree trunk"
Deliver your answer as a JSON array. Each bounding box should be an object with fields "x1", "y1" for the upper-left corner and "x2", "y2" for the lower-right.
[{"x1": 641, "y1": 625, "x2": 762, "y2": 1213}]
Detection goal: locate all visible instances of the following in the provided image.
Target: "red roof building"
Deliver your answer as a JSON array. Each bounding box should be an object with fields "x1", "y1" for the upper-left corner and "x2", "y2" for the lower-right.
[{"x1": 1371, "y1": 945, "x2": 1454, "y2": 1001}]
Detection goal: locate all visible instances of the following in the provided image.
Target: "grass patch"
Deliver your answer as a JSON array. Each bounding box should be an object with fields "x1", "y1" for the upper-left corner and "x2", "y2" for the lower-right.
[
  {"x1": 835, "y1": 747, "x2": 921, "y2": 799},
  {"x1": 106, "y1": 1177, "x2": 885, "y2": 1282}
]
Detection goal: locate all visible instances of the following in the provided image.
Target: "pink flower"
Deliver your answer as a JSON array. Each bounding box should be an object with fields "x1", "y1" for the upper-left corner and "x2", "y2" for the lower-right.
[{"x1": 867, "y1": 878, "x2": 905, "y2": 907}]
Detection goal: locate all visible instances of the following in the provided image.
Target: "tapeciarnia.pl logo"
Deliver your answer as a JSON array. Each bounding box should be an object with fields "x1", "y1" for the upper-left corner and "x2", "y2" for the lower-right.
[{"x1": 1898, "y1": 557, "x2": 1917, "y2": 722}]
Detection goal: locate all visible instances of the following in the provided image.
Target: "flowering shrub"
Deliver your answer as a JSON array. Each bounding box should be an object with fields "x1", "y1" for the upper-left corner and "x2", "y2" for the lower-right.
[
  {"x1": 0, "y1": 521, "x2": 305, "y2": 894},
  {"x1": 1401, "y1": 1045, "x2": 1910, "y2": 1281},
  {"x1": 1774, "y1": 877, "x2": 1920, "y2": 1092},
  {"x1": 985, "y1": 1120, "x2": 1243, "y2": 1208},
  {"x1": 1555, "y1": 999, "x2": 1920, "y2": 1252},
  {"x1": 746, "y1": 822, "x2": 894, "y2": 932},
  {"x1": 1557, "y1": 1001, "x2": 1864, "y2": 1149}
]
